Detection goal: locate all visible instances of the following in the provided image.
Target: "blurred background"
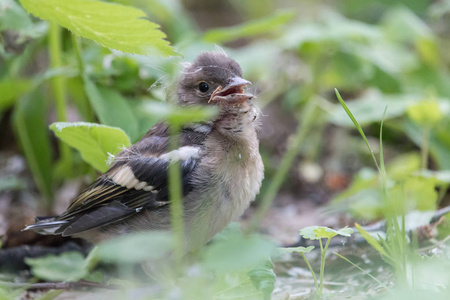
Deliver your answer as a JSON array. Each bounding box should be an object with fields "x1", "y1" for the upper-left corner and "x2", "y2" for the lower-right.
[{"x1": 1, "y1": 0, "x2": 450, "y2": 298}]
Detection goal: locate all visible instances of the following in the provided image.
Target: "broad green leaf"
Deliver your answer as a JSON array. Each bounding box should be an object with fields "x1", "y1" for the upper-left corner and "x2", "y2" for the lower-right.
[
  {"x1": 13, "y1": 91, "x2": 53, "y2": 204},
  {"x1": 355, "y1": 223, "x2": 389, "y2": 258},
  {"x1": 315, "y1": 227, "x2": 354, "y2": 239},
  {"x1": 386, "y1": 152, "x2": 421, "y2": 181},
  {"x1": 203, "y1": 11, "x2": 295, "y2": 44},
  {"x1": 20, "y1": 0, "x2": 178, "y2": 56},
  {"x1": 299, "y1": 226, "x2": 321, "y2": 240},
  {"x1": 300, "y1": 226, "x2": 353, "y2": 240},
  {"x1": 141, "y1": 101, "x2": 218, "y2": 126},
  {"x1": 83, "y1": 77, "x2": 139, "y2": 141},
  {"x1": 94, "y1": 231, "x2": 174, "y2": 263},
  {"x1": 0, "y1": 78, "x2": 32, "y2": 112},
  {"x1": 407, "y1": 99, "x2": 443, "y2": 128},
  {"x1": 330, "y1": 92, "x2": 437, "y2": 127},
  {"x1": 388, "y1": 177, "x2": 438, "y2": 214},
  {"x1": 404, "y1": 120, "x2": 450, "y2": 170},
  {"x1": 0, "y1": 283, "x2": 23, "y2": 300},
  {"x1": 50, "y1": 122, "x2": 131, "y2": 172},
  {"x1": 25, "y1": 252, "x2": 86, "y2": 281},
  {"x1": 203, "y1": 234, "x2": 276, "y2": 272},
  {"x1": 419, "y1": 170, "x2": 450, "y2": 183},
  {"x1": 0, "y1": 0, "x2": 48, "y2": 40},
  {"x1": 381, "y1": 7, "x2": 438, "y2": 67},
  {"x1": 348, "y1": 189, "x2": 384, "y2": 219},
  {"x1": 248, "y1": 260, "x2": 276, "y2": 299},
  {"x1": 279, "y1": 246, "x2": 315, "y2": 254},
  {"x1": 334, "y1": 227, "x2": 354, "y2": 236},
  {"x1": 333, "y1": 167, "x2": 378, "y2": 202}
]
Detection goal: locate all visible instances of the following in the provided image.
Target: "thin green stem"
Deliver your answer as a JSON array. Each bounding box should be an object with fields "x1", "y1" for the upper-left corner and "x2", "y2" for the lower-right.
[
  {"x1": 300, "y1": 253, "x2": 319, "y2": 291},
  {"x1": 247, "y1": 101, "x2": 318, "y2": 233},
  {"x1": 71, "y1": 35, "x2": 94, "y2": 122},
  {"x1": 421, "y1": 128, "x2": 430, "y2": 170},
  {"x1": 49, "y1": 23, "x2": 72, "y2": 178},
  {"x1": 318, "y1": 238, "x2": 331, "y2": 297},
  {"x1": 168, "y1": 124, "x2": 184, "y2": 273}
]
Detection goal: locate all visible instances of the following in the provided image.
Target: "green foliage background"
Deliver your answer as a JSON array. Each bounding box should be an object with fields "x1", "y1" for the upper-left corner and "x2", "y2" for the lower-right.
[{"x1": 1, "y1": 0, "x2": 450, "y2": 298}]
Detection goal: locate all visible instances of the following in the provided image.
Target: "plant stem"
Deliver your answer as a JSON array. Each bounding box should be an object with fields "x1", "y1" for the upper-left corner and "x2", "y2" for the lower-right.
[
  {"x1": 168, "y1": 124, "x2": 184, "y2": 273},
  {"x1": 71, "y1": 35, "x2": 94, "y2": 122},
  {"x1": 319, "y1": 238, "x2": 331, "y2": 297},
  {"x1": 421, "y1": 128, "x2": 430, "y2": 170},
  {"x1": 300, "y1": 253, "x2": 319, "y2": 291},
  {"x1": 247, "y1": 101, "x2": 318, "y2": 233},
  {"x1": 49, "y1": 23, "x2": 72, "y2": 178}
]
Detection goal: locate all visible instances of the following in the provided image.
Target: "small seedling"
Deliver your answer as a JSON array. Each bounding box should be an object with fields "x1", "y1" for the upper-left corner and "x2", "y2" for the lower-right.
[{"x1": 283, "y1": 226, "x2": 354, "y2": 298}]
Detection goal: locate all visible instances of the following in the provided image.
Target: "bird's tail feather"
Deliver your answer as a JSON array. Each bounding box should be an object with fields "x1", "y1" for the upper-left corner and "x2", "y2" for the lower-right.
[{"x1": 22, "y1": 218, "x2": 69, "y2": 235}]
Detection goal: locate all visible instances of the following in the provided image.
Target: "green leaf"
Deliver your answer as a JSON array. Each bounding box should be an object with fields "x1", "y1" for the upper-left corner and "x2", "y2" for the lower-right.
[
  {"x1": 315, "y1": 227, "x2": 353, "y2": 239},
  {"x1": 247, "y1": 260, "x2": 276, "y2": 300},
  {"x1": 279, "y1": 246, "x2": 315, "y2": 254},
  {"x1": 329, "y1": 92, "x2": 436, "y2": 127},
  {"x1": 203, "y1": 234, "x2": 276, "y2": 272},
  {"x1": 387, "y1": 177, "x2": 438, "y2": 214},
  {"x1": 299, "y1": 226, "x2": 321, "y2": 240},
  {"x1": 13, "y1": 91, "x2": 53, "y2": 204},
  {"x1": 355, "y1": 223, "x2": 389, "y2": 258},
  {"x1": 407, "y1": 99, "x2": 443, "y2": 128},
  {"x1": 83, "y1": 77, "x2": 139, "y2": 141},
  {"x1": 419, "y1": 170, "x2": 450, "y2": 183},
  {"x1": 404, "y1": 119, "x2": 450, "y2": 170},
  {"x1": 94, "y1": 231, "x2": 174, "y2": 263},
  {"x1": 382, "y1": 7, "x2": 438, "y2": 67},
  {"x1": 141, "y1": 101, "x2": 218, "y2": 126},
  {"x1": 300, "y1": 226, "x2": 353, "y2": 240},
  {"x1": 0, "y1": 0, "x2": 48, "y2": 40},
  {"x1": 0, "y1": 78, "x2": 33, "y2": 112},
  {"x1": 25, "y1": 252, "x2": 86, "y2": 281},
  {"x1": 19, "y1": 0, "x2": 178, "y2": 56},
  {"x1": 49, "y1": 122, "x2": 130, "y2": 172},
  {"x1": 203, "y1": 11, "x2": 295, "y2": 44}
]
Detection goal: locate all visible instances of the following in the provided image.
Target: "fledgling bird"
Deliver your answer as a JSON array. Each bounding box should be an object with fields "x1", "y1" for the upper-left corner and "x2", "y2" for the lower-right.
[{"x1": 24, "y1": 51, "x2": 264, "y2": 250}]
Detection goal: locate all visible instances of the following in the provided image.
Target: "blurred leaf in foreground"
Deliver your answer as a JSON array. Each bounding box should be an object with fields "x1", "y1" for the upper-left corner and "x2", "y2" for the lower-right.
[
  {"x1": 25, "y1": 252, "x2": 86, "y2": 282},
  {"x1": 407, "y1": 99, "x2": 443, "y2": 128},
  {"x1": 19, "y1": 0, "x2": 179, "y2": 56},
  {"x1": 141, "y1": 101, "x2": 218, "y2": 126},
  {"x1": 388, "y1": 177, "x2": 438, "y2": 214},
  {"x1": 94, "y1": 231, "x2": 174, "y2": 264},
  {"x1": 13, "y1": 90, "x2": 53, "y2": 205},
  {"x1": 0, "y1": 78, "x2": 32, "y2": 113},
  {"x1": 203, "y1": 223, "x2": 276, "y2": 272},
  {"x1": 202, "y1": 11, "x2": 295, "y2": 44},
  {"x1": 0, "y1": 0, "x2": 48, "y2": 41},
  {"x1": 50, "y1": 122, "x2": 131, "y2": 172}
]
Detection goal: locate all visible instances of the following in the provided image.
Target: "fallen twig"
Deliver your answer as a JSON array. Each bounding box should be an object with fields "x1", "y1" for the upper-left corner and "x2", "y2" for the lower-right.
[
  {"x1": 285, "y1": 205, "x2": 450, "y2": 248},
  {"x1": 0, "y1": 279, "x2": 119, "y2": 290}
]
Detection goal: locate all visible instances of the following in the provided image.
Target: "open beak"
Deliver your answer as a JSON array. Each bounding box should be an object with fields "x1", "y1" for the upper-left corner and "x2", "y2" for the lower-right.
[{"x1": 209, "y1": 77, "x2": 255, "y2": 104}]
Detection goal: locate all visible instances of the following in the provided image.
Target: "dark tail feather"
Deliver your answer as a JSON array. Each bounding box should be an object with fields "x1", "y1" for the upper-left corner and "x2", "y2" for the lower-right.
[{"x1": 22, "y1": 217, "x2": 69, "y2": 235}]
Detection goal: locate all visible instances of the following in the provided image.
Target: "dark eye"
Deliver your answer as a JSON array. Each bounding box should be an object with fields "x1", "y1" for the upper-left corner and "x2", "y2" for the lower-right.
[{"x1": 198, "y1": 82, "x2": 209, "y2": 93}]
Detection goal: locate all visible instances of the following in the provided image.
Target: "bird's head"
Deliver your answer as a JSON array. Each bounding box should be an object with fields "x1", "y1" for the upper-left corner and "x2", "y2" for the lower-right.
[{"x1": 177, "y1": 51, "x2": 254, "y2": 108}]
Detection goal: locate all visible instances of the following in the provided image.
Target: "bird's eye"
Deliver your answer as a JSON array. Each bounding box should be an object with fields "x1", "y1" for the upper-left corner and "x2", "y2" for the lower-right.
[{"x1": 198, "y1": 82, "x2": 209, "y2": 93}]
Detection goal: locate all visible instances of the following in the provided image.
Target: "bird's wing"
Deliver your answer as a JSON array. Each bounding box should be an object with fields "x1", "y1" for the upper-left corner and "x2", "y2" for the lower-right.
[{"x1": 51, "y1": 123, "x2": 209, "y2": 236}]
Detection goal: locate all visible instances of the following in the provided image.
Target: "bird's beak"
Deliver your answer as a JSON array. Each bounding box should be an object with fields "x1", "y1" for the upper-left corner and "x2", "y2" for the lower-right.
[{"x1": 209, "y1": 77, "x2": 255, "y2": 104}]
